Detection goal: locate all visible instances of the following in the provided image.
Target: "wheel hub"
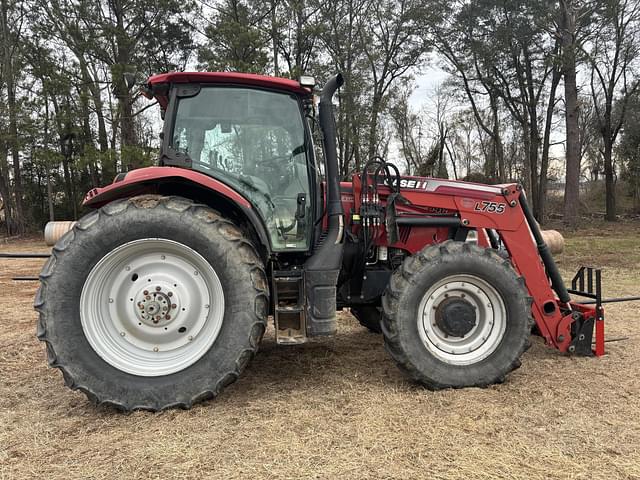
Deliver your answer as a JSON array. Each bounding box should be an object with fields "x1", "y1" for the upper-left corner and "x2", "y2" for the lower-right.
[
  {"x1": 435, "y1": 297, "x2": 477, "y2": 337},
  {"x1": 135, "y1": 285, "x2": 179, "y2": 327},
  {"x1": 418, "y1": 275, "x2": 507, "y2": 365},
  {"x1": 80, "y1": 238, "x2": 225, "y2": 377}
]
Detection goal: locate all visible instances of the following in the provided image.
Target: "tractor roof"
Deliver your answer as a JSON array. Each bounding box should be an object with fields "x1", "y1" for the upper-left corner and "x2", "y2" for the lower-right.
[{"x1": 147, "y1": 71, "x2": 311, "y2": 96}]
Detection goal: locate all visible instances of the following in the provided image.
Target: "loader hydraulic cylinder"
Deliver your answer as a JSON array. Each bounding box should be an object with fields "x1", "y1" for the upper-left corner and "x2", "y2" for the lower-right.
[{"x1": 519, "y1": 192, "x2": 571, "y2": 304}]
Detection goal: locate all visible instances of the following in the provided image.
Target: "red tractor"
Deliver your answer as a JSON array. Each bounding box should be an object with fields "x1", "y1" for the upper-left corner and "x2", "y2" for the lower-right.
[{"x1": 36, "y1": 72, "x2": 605, "y2": 411}]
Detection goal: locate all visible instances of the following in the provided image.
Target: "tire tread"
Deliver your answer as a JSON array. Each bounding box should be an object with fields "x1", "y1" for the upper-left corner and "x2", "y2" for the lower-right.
[
  {"x1": 35, "y1": 195, "x2": 268, "y2": 411},
  {"x1": 381, "y1": 239, "x2": 534, "y2": 390}
]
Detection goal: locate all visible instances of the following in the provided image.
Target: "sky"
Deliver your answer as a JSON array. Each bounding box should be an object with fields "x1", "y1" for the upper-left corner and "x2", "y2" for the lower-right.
[{"x1": 410, "y1": 66, "x2": 450, "y2": 108}]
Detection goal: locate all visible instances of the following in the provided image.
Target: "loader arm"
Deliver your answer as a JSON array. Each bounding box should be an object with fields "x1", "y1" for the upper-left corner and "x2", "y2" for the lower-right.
[{"x1": 350, "y1": 175, "x2": 603, "y2": 356}]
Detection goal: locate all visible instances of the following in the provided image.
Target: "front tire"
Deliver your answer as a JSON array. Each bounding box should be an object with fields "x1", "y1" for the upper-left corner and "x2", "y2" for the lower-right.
[
  {"x1": 35, "y1": 195, "x2": 269, "y2": 411},
  {"x1": 381, "y1": 241, "x2": 533, "y2": 389}
]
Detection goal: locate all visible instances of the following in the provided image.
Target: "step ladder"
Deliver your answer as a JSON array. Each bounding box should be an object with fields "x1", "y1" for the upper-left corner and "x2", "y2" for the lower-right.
[{"x1": 272, "y1": 270, "x2": 306, "y2": 344}]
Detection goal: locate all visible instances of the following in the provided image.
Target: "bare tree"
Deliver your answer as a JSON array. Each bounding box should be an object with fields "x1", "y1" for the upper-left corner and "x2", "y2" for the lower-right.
[
  {"x1": 361, "y1": 0, "x2": 429, "y2": 160},
  {"x1": 390, "y1": 83, "x2": 426, "y2": 174},
  {"x1": 584, "y1": 0, "x2": 640, "y2": 220}
]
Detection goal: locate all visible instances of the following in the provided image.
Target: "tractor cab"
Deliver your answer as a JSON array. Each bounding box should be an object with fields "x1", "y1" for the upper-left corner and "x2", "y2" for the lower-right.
[{"x1": 146, "y1": 72, "x2": 318, "y2": 252}]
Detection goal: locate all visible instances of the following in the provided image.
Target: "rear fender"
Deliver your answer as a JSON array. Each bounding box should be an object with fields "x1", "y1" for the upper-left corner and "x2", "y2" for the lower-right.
[{"x1": 83, "y1": 167, "x2": 271, "y2": 257}]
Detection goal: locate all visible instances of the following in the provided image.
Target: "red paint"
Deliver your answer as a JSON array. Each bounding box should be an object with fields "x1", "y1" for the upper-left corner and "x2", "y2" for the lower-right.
[
  {"x1": 148, "y1": 72, "x2": 311, "y2": 109},
  {"x1": 83, "y1": 166, "x2": 252, "y2": 210},
  {"x1": 344, "y1": 173, "x2": 601, "y2": 354},
  {"x1": 595, "y1": 306, "x2": 606, "y2": 356}
]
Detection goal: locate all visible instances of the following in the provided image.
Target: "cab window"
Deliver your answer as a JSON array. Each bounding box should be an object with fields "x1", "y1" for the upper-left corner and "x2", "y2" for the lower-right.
[{"x1": 171, "y1": 87, "x2": 312, "y2": 251}]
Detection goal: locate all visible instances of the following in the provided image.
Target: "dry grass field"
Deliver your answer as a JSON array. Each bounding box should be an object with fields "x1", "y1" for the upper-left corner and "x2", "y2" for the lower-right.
[{"x1": 1, "y1": 223, "x2": 639, "y2": 479}]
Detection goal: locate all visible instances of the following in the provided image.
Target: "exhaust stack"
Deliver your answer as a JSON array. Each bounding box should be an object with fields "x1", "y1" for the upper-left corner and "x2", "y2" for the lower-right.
[{"x1": 303, "y1": 73, "x2": 345, "y2": 336}]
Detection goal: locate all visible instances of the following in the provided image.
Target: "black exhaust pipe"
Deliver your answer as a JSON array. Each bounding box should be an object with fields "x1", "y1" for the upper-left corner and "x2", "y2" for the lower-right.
[{"x1": 304, "y1": 73, "x2": 345, "y2": 336}]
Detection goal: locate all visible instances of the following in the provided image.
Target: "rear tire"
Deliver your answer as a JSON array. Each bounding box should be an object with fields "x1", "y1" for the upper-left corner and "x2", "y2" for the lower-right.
[
  {"x1": 351, "y1": 306, "x2": 382, "y2": 333},
  {"x1": 35, "y1": 195, "x2": 269, "y2": 411},
  {"x1": 381, "y1": 240, "x2": 533, "y2": 389}
]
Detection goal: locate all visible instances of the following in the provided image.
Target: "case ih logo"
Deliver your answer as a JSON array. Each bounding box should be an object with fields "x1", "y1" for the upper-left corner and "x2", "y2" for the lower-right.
[{"x1": 399, "y1": 179, "x2": 429, "y2": 189}]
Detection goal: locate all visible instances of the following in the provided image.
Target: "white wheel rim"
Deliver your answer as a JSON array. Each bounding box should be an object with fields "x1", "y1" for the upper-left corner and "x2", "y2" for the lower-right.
[
  {"x1": 80, "y1": 239, "x2": 225, "y2": 377},
  {"x1": 417, "y1": 274, "x2": 506, "y2": 365}
]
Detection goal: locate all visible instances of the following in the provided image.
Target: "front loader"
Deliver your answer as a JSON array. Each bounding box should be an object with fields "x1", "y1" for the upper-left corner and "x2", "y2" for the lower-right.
[{"x1": 36, "y1": 72, "x2": 611, "y2": 411}]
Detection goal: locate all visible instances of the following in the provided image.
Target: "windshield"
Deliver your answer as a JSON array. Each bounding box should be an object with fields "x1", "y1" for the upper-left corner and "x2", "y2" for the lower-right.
[{"x1": 171, "y1": 86, "x2": 312, "y2": 251}]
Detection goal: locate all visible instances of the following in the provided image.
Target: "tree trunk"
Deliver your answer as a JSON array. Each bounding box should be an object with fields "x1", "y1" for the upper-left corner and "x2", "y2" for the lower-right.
[
  {"x1": 491, "y1": 95, "x2": 505, "y2": 182},
  {"x1": 437, "y1": 122, "x2": 447, "y2": 178},
  {"x1": 1, "y1": 0, "x2": 25, "y2": 233},
  {"x1": 539, "y1": 66, "x2": 562, "y2": 223},
  {"x1": 78, "y1": 75, "x2": 99, "y2": 187},
  {"x1": 603, "y1": 140, "x2": 616, "y2": 220},
  {"x1": 86, "y1": 63, "x2": 109, "y2": 153},
  {"x1": 561, "y1": 0, "x2": 581, "y2": 227},
  {"x1": 367, "y1": 91, "x2": 382, "y2": 161},
  {"x1": 43, "y1": 91, "x2": 55, "y2": 222},
  {"x1": 111, "y1": 60, "x2": 136, "y2": 170},
  {"x1": 521, "y1": 125, "x2": 532, "y2": 200},
  {"x1": 529, "y1": 125, "x2": 541, "y2": 218},
  {"x1": 0, "y1": 150, "x2": 15, "y2": 234},
  {"x1": 271, "y1": 0, "x2": 279, "y2": 76}
]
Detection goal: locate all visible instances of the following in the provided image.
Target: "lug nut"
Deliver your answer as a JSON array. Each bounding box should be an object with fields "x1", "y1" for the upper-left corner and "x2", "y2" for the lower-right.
[
  {"x1": 156, "y1": 286, "x2": 161, "y2": 291},
  {"x1": 143, "y1": 290, "x2": 149, "y2": 295},
  {"x1": 171, "y1": 303, "x2": 177, "y2": 309},
  {"x1": 168, "y1": 292, "x2": 173, "y2": 297},
  {"x1": 165, "y1": 314, "x2": 171, "y2": 320}
]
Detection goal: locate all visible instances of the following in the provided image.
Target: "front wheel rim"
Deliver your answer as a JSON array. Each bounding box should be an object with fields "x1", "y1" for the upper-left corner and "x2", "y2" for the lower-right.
[
  {"x1": 417, "y1": 274, "x2": 507, "y2": 365},
  {"x1": 80, "y1": 238, "x2": 225, "y2": 377}
]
